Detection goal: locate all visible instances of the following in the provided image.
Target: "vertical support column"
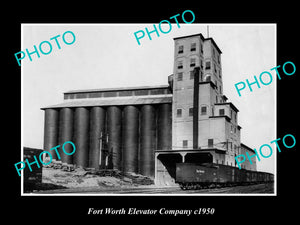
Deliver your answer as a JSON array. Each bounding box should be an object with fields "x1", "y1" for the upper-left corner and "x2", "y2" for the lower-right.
[
  {"x1": 73, "y1": 107, "x2": 90, "y2": 168},
  {"x1": 180, "y1": 152, "x2": 187, "y2": 163},
  {"x1": 139, "y1": 105, "x2": 156, "y2": 177},
  {"x1": 88, "y1": 107, "x2": 106, "y2": 169},
  {"x1": 193, "y1": 67, "x2": 200, "y2": 149},
  {"x1": 58, "y1": 108, "x2": 74, "y2": 164},
  {"x1": 123, "y1": 105, "x2": 139, "y2": 173},
  {"x1": 43, "y1": 108, "x2": 59, "y2": 159},
  {"x1": 107, "y1": 106, "x2": 122, "y2": 170},
  {"x1": 157, "y1": 103, "x2": 172, "y2": 150}
]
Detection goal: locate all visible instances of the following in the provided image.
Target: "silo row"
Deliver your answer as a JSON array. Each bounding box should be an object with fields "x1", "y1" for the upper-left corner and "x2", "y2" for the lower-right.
[{"x1": 43, "y1": 103, "x2": 171, "y2": 177}]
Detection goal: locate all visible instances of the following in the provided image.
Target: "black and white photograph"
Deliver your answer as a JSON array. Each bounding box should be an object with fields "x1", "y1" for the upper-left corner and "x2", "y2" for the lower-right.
[
  {"x1": 5, "y1": 4, "x2": 298, "y2": 222},
  {"x1": 21, "y1": 24, "x2": 276, "y2": 195}
]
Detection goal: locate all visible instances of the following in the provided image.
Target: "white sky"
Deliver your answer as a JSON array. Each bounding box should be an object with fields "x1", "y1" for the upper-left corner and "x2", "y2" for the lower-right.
[{"x1": 22, "y1": 24, "x2": 276, "y2": 173}]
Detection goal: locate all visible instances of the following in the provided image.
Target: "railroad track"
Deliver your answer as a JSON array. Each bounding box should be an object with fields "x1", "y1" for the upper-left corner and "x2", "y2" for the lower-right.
[{"x1": 36, "y1": 183, "x2": 273, "y2": 194}]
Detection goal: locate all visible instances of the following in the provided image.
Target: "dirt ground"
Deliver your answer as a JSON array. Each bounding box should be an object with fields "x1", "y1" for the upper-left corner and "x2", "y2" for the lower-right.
[{"x1": 41, "y1": 167, "x2": 154, "y2": 190}]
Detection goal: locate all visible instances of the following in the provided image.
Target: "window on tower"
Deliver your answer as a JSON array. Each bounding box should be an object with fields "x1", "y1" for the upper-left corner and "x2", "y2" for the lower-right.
[
  {"x1": 183, "y1": 140, "x2": 188, "y2": 148},
  {"x1": 205, "y1": 61, "x2": 211, "y2": 70},
  {"x1": 190, "y1": 58, "x2": 196, "y2": 67},
  {"x1": 219, "y1": 109, "x2": 225, "y2": 116},
  {"x1": 191, "y1": 43, "x2": 196, "y2": 51},
  {"x1": 177, "y1": 72, "x2": 183, "y2": 81},
  {"x1": 190, "y1": 71, "x2": 194, "y2": 80},
  {"x1": 201, "y1": 106, "x2": 207, "y2": 115},
  {"x1": 204, "y1": 74, "x2": 211, "y2": 82},
  {"x1": 176, "y1": 108, "x2": 182, "y2": 117},
  {"x1": 189, "y1": 107, "x2": 193, "y2": 116},
  {"x1": 177, "y1": 61, "x2": 183, "y2": 69},
  {"x1": 178, "y1": 45, "x2": 184, "y2": 54},
  {"x1": 208, "y1": 139, "x2": 214, "y2": 148}
]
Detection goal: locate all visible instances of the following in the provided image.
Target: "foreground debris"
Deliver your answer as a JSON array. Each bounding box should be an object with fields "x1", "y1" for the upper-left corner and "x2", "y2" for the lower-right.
[{"x1": 27, "y1": 161, "x2": 154, "y2": 192}]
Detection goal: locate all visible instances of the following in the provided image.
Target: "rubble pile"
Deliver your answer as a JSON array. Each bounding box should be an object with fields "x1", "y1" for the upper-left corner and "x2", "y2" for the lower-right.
[{"x1": 41, "y1": 162, "x2": 154, "y2": 190}]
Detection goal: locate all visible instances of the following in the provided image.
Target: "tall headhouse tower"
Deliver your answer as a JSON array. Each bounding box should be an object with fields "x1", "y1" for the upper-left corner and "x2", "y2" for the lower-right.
[{"x1": 171, "y1": 33, "x2": 241, "y2": 167}]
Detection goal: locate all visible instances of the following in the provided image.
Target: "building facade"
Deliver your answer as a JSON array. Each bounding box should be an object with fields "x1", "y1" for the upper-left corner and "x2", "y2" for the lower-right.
[
  {"x1": 240, "y1": 143, "x2": 257, "y2": 171},
  {"x1": 41, "y1": 33, "x2": 256, "y2": 185}
]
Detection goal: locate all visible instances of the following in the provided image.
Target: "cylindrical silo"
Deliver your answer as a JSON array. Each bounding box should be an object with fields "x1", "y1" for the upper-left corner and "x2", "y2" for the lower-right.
[
  {"x1": 58, "y1": 108, "x2": 74, "y2": 164},
  {"x1": 139, "y1": 105, "x2": 156, "y2": 177},
  {"x1": 122, "y1": 105, "x2": 139, "y2": 173},
  {"x1": 43, "y1": 108, "x2": 59, "y2": 159},
  {"x1": 157, "y1": 103, "x2": 172, "y2": 150},
  {"x1": 73, "y1": 107, "x2": 90, "y2": 168},
  {"x1": 107, "y1": 106, "x2": 122, "y2": 170},
  {"x1": 88, "y1": 107, "x2": 106, "y2": 169}
]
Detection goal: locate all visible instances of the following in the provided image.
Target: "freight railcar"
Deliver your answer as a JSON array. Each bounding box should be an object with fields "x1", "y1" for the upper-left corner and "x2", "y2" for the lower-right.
[{"x1": 176, "y1": 163, "x2": 274, "y2": 190}]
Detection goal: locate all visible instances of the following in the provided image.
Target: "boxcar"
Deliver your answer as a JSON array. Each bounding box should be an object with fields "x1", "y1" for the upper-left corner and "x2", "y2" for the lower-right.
[{"x1": 176, "y1": 162, "x2": 274, "y2": 190}]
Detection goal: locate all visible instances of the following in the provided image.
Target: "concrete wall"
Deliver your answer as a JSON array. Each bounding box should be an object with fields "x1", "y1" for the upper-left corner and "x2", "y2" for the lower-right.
[
  {"x1": 203, "y1": 39, "x2": 223, "y2": 96},
  {"x1": 198, "y1": 117, "x2": 226, "y2": 150},
  {"x1": 172, "y1": 35, "x2": 204, "y2": 149}
]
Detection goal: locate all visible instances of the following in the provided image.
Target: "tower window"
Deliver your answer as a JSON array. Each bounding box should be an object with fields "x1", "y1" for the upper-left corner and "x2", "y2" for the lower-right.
[
  {"x1": 201, "y1": 106, "x2": 207, "y2": 115},
  {"x1": 208, "y1": 139, "x2": 214, "y2": 148},
  {"x1": 178, "y1": 45, "x2": 184, "y2": 54},
  {"x1": 205, "y1": 61, "x2": 211, "y2": 70},
  {"x1": 177, "y1": 61, "x2": 183, "y2": 69},
  {"x1": 190, "y1": 58, "x2": 196, "y2": 67},
  {"x1": 176, "y1": 109, "x2": 182, "y2": 117},
  {"x1": 177, "y1": 72, "x2": 183, "y2": 81},
  {"x1": 205, "y1": 74, "x2": 211, "y2": 82},
  {"x1": 191, "y1": 43, "x2": 196, "y2": 51},
  {"x1": 200, "y1": 43, "x2": 203, "y2": 53},
  {"x1": 219, "y1": 109, "x2": 225, "y2": 116},
  {"x1": 189, "y1": 107, "x2": 193, "y2": 117},
  {"x1": 190, "y1": 71, "x2": 194, "y2": 80},
  {"x1": 183, "y1": 140, "x2": 188, "y2": 148}
]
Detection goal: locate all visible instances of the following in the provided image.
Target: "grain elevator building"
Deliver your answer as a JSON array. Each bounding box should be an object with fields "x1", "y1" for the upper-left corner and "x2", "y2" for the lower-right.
[{"x1": 41, "y1": 33, "x2": 256, "y2": 186}]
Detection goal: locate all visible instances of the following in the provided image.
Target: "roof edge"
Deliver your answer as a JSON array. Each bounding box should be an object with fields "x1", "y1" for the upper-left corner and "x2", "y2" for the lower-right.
[{"x1": 64, "y1": 85, "x2": 170, "y2": 94}]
